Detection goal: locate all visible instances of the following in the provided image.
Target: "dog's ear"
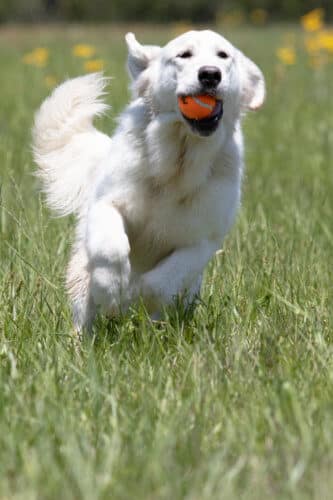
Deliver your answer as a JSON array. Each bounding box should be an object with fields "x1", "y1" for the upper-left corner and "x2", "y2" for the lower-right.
[
  {"x1": 125, "y1": 33, "x2": 161, "y2": 80},
  {"x1": 238, "y1": 52, "x2": 265, "y2": 111}
]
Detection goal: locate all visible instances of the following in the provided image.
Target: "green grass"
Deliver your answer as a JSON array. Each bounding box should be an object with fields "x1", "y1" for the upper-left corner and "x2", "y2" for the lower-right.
[{"x1": 1, "y1": 24, "x2": 333, "y2": 500}]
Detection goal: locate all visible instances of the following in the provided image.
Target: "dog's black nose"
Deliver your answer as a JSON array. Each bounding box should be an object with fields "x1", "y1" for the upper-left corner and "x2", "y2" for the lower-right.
[{"x1": 198, "y1": 66, "x2": 222, "y2": 88}]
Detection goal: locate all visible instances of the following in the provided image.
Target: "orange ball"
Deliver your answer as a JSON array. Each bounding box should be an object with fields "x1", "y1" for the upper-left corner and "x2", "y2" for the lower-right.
[{"x1": 178, "y1": 94, "x2": 217, "y2": 120}]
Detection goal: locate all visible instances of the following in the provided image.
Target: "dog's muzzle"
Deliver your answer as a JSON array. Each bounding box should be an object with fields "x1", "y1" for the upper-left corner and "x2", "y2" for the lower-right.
[{"x1": 182, "y1": 99, "x2": 223, "y2": 137}]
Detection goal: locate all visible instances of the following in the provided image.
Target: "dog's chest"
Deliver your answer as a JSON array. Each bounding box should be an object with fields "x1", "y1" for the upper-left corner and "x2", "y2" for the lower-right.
[
  {"x1": 148, "y1": 177, "x2": 223, "y2": 241},
  {"x1": 114, "y1": 123, "x2": 240, "y2": 272},
  {"x1": 125, "y1": 167, "x2": 239, "y2": 272}
]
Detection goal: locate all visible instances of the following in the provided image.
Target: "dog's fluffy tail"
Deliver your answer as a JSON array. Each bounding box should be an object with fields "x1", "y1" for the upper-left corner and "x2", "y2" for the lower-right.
[{"x1": 33, "y1": 73, "x2": 112, "y2": 216}]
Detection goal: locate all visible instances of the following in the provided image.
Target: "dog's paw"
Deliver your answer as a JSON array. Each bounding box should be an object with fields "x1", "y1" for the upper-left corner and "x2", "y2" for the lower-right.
[
  {"x1": 139, "y1": 271, "x2": 175, "y2": 310},
  {"x1": 139, "y1": 269, "x2": 203, "y2": 313}
]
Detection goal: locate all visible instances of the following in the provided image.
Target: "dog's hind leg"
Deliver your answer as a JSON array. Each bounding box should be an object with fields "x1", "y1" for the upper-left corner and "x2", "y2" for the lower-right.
[
  {"x1": 72, "y1": 291, "x2": 96, "y2": 336},
  {"x1": 66, "y1": 244, "x2": 96, "y2": 335}
]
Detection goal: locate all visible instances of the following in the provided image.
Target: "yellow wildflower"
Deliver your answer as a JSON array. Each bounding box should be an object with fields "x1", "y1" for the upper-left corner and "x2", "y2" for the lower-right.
[
  {"x1": 72, "y1": 44, "x2": 96, "y2": 58},
  {"x1": 317, "y1": 30, "x2": 333, "y2": 52},
  {"x1": 44, "y1": 75, "x2": 58, "y2": 88},
  {"x1": 305, "y1": 30, "x2": 333, "y2": 56},
  {"x1": 276, "y1": 47, "x2": 296, "y2": 66},
  {"x1": 301, "y1": 8, "x2": 324, "y2": 32},
  {"x1": 22, "y1": 47, "x2": 49, "y2": 67},
  {"x1": 84, "y1": 59, "x2": 104, "y2": 72},
  {"x1": 250, "y1": 8, "x2": 268, "y2": 25}
]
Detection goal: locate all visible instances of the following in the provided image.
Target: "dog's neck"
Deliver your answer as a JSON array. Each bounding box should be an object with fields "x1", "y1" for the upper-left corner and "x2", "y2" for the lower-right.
[{"x1": 143, "y1": 108, "x2": 237, "y2": 199}]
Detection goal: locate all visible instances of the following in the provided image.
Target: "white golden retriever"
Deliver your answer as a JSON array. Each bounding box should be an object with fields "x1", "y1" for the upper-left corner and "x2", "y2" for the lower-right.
[{"x1": 33, "y1": 30, "x2": 265, "y2": 331}]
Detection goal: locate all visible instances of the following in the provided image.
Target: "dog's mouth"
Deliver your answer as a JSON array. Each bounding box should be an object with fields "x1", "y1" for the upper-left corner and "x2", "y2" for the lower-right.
[{"x1": 181, "y1": 99, "x2": 223, "y2": 137}]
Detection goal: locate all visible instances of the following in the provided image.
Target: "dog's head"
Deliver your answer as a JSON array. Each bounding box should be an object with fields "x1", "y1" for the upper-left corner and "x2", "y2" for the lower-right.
[{"x1": 126, "y1": 30, "x2": 265, "y2": 137}]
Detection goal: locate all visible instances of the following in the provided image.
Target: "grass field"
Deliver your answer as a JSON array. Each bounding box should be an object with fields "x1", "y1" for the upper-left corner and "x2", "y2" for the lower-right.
[{"x1": 0, "y1": 23, "x2": 333, "y2": 499}]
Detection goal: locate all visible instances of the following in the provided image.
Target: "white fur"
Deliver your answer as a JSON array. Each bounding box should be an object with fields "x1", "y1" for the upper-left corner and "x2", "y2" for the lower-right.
[
  {"x1": 33, "y1": 73, "x2": 112, "y2": 215},
  {"x1": 33, "y1": 30, "x2": 265, "y2": 331}
]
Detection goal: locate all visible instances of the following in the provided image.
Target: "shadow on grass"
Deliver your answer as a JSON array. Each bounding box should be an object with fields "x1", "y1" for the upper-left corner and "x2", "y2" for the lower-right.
[{"x1": 85, "y1": 294, "x2": 217, "y2": 352}]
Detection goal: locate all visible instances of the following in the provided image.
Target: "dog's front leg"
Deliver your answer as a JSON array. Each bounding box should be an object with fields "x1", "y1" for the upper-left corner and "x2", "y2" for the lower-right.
[
  {"x1": 86, "y1": 198, "x2": 132, "y2": 315},
  {"x1": 141, "y1": 239, "x2": 219, "y2": 310}
]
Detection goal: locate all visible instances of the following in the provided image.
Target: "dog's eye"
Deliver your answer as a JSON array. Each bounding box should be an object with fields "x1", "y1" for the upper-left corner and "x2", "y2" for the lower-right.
[
  {"x1": 218, "y1": 51, "x2": 229, "y2": 59},
  {"x1": 177, "y1": 50, "x2": 193, "y2": 59}
]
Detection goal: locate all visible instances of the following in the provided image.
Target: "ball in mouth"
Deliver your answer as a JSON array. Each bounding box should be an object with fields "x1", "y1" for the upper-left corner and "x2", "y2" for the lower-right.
[{"x1": 178, "y1": 94, "x2": 224, "y2": 136}]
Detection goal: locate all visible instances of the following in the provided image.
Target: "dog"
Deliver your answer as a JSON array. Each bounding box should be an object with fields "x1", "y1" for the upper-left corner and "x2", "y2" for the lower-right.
[{"x1": 33, "y1": 29, "x2": 265, "y2": 332}]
